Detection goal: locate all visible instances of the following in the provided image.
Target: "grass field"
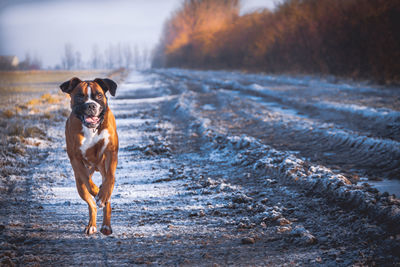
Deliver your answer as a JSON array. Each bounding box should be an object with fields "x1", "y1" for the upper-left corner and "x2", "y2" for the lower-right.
[{"x1": 0, "y1": 70, "x2": 109, "y2": 106}]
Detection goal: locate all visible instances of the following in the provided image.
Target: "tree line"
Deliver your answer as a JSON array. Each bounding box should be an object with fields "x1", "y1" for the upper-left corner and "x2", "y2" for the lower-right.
[
  {"x1": 60, "y1": 43, "x2": 150, "y2": 70},
  {"x1": 1, "y1": 43, "x2": 150, "y2": 71},
  {"x1": 152, "y1": 0, "x2": 400, "y2": 83}
]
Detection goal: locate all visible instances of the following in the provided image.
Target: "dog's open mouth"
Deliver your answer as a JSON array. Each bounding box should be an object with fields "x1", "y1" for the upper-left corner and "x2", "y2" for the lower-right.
[{"x1": 84, "y1": 115, "x2": 100, "y2": 125}]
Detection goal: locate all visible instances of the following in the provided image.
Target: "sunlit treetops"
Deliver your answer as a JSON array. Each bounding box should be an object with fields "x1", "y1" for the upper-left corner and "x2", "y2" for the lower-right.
[{"x1": 152, "y1": 0, "x2": 400, "y2": 84}]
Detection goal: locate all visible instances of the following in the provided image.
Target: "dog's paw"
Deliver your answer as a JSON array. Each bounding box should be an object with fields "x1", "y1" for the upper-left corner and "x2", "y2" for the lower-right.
[
  {"x1": 95, "y1": 187, "x2": 111, "y2": 208},
  {"x1": 100, "y1": 225, "x2": 113, "y2": 236},
  {"x1": 84, "y1": 225, "x2": 97, "y2": 235},
  {"x1": 95, "y1": 194, "x2": 106, "y2": 208}
]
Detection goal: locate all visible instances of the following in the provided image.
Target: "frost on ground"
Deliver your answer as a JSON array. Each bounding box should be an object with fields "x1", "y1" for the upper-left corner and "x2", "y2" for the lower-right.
[{"x1": 1, "y1": 70, "x2": 400, "y2": 266}]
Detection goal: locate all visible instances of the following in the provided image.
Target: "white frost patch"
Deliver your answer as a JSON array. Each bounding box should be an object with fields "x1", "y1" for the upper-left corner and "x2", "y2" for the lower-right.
[
  {"x1": 117, "y1": 71, "x2": 162, "y2": 93},
  {"x1": 112, "y1": 95, "x2": 178, "y2": 105},
  {"x1": 260, "y1": 102, "x2": 307, "y2": 118},
  {"x1": 116, "y1": 183, "x2": 180, "y2": 204},
  {"x1": 116, "y1": 118, "x2": 153, "y2": 128},
  {"x1": 202, "y1": 104, "x2": 216, "y2": 111},
  {"x1": 248, "y1": 83, "x2": 264, "y2": 90},
  {"x1": 242, "y1": 96, "x2": 400, "y2": 157},
  {"x1": 51, "y1": 186, "x2": 81, "y2": 202},
  {"x1": 314, "y1": 101, "x2": 400, "y2": 122},
  {"x1": 209, "y1": 149, "x2": 231, "y2": 163},
  {"x1": 23, "y1": 137, "x2": 51, "y2": 148},
  {"x1": 157, "y1": 121, "x2": 174, "y2": 130},
  {"x1": 159, "y1": 68, "x2": 379, "y2": 94}
]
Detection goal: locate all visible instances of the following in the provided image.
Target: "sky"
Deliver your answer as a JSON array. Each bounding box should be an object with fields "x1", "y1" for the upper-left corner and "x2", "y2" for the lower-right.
[{"x1": 0, "y1": 0, "x2": 279, "y2": 68}]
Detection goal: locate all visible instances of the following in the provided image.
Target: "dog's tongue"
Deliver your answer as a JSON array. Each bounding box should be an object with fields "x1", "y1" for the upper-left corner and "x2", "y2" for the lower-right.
[{"x1": 85, "y1": 116, "x2": 99, "y2": 124}]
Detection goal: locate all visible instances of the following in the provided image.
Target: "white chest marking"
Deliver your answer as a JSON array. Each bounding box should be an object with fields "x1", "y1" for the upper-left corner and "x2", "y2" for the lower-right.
[{"x1": 80, "y1": 126, "x2": 110, "y2": 159}]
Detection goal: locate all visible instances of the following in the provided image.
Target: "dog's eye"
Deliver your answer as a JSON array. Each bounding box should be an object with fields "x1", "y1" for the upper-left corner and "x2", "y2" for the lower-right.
[{"x1": 96, "y1": 94, "x2": 103, "y2": 100}]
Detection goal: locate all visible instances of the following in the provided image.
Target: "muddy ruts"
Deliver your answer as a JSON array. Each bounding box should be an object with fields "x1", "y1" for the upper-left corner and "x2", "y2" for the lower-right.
[
  {"x1": 153, "y1": 68, "x2": 400, "y2": 181},
  {"x1": 172, "y1": 88, "x2": 400, "y2": 231}
]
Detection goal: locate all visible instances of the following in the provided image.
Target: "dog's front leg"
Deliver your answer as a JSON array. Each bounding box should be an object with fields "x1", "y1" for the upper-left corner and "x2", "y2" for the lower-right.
[
  {"x1": 96, "y1": 151, "x2": 117, "y2": 235},
  {"x1": 75, "y1": 178, "x2": 97, "y2": 235},
  {"x1": 100, "y1": 202, "x2": 113, "y2": 235},
  {"x1": 95, "y1": 152, "x2": 117, "y2": 208},
  {"x1": 71, "y1": 160, "x2": 99, "y2": 235},
  {"x1": 71, "y1": 159, "x2": 99, "y2": 197}
]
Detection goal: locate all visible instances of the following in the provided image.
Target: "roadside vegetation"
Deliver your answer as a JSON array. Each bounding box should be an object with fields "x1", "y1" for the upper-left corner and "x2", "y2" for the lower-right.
[{"x1": 152, "y1": 0, "x2": 400, "y2": 84}]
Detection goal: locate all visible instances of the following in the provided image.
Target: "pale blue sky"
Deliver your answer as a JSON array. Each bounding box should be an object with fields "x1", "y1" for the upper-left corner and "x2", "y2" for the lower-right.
[{"x1": 0, "y1": 0, "x2": 280, "y2": 67}]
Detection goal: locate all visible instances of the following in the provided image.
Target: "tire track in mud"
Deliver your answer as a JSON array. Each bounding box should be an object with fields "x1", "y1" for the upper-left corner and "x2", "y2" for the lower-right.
[
  {"x1": 207, "y1": 91, "x2": 400, "y2": 180},
  {"x1": 155, "y1": 69, "x2": 400, "y2": 182},
  {"x1": 172, "y1": 87, "x2": 400, "y2": 226},
  {"x1": 157, "y1": 68, "x2": 400, "y2": 142},
  {"x1": 162, "y1": 74, "x2": 400, "y2": 265}
]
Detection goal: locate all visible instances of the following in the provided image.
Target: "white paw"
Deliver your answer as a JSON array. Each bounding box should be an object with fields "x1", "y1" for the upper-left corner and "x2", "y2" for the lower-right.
[
  {"x1": 95, "y1": 195, "x2": 105, "y2": 208},
  {"x1": 85, "y1": 226, "x2": 97, "y2": 235}
]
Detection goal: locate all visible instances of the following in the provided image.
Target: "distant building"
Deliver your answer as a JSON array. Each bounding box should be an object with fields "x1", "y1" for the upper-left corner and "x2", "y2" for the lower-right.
[{"x1": 0, "y1": 55, "x2": 19, "y2": 70}]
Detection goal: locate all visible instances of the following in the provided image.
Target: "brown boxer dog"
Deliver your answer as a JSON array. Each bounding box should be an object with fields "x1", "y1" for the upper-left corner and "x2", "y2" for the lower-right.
[{"x1": 60, "y1": 77, "x2": 118, "y2": 235}]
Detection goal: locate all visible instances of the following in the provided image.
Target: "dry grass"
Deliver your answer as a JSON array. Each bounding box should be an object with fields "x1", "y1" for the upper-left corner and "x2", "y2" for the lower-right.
[
  {"x1": 0, "y1": 70, "x2": 108, "y2": 87},
  {"x1": 2, "y1": 109, "x2": 14, "y2": 118},
  {"x1": 25, "y1": 93, "x2": 61, "y2": 107},
  {"x1": 41, "y1": 93, "x2": 59, "y2": 104},
  {"x1": 0, "y1": 70, "x2": 109, "y2": 107},
  {"x1": 43, "y1": 112, "x2": 54, "y2": 120},
  {"x1": 7, "y1": 124, "x2": 24, "y2": 136},
  {"x1": 5, "y1": 124, "x2": 45, "y2": 139},
  {"x1": 25, "y1": 98, "x2": 42, "y2": 106},
  {"x1": 0, "y1": 69, "x2": 112, "y2": 113}
]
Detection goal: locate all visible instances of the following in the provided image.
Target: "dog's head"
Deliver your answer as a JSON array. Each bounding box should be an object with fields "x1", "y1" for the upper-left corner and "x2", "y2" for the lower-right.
[{"x1": 60, "y1": 77, "x2": 117, "y2": 128}]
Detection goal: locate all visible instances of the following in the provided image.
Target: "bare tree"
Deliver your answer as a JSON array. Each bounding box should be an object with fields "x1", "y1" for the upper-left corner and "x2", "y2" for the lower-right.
[
  {"x1": 62, "y1": 43, "x2": 75, "y2": 70},
  {"x1": 141, "y1": 46, "x2": 149, "y2": 69},
  {"x1": 98, "y1": 43, "x2": 151, "y2": 70},
  {"x1": 115, "y1": 43, "x2": 123, "y2": 69},
  {"x1": 31, "y1": 53, "x2": 42, "y2": 69},
  {"x1": 91, "y1": 44, "x2": 101, "y2": 69},
  {"x1": 104, "y1": 44, "x2": 115, "y2": 70},
  {"x1": 75, "y1": 51, "x2": 82, "y2": 69},
  {"x1": 122, "y1": 44, "x2": 133, "y2": 70},
  {"x1": 24, "y1": 52, "x2": 31, "y2": 67},
  {"x1": 19, "y1": 52, "x2": 32, "y2": 70},
  {"x1": 133, "y1": 44, "x2": 141, "y2": 70}
]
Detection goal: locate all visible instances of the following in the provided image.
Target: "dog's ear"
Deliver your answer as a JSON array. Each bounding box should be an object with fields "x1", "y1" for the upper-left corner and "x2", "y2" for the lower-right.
[
  {"x1": 94, "y1": 78, "x2": 117, "y2": 96},
  {"x1": 60, "y1": 77, "x2": 82, "y2": 94}
]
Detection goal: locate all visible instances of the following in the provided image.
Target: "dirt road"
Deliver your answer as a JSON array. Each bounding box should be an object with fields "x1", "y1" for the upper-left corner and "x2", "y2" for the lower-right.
[{"x1": 1, "y1": 70, "x2": 399, "y2": 266}]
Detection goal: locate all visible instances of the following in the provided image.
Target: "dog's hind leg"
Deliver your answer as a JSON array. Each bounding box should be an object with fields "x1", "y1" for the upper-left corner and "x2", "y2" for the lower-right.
[{"x1": 75, "y1": 179, "x2": 97, "y2": 235}]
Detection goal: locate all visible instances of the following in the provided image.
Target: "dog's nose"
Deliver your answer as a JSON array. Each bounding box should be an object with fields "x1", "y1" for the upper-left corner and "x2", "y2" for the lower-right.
[{"x1": 87, "y1": 103, "x2": 97, "y2": 110}]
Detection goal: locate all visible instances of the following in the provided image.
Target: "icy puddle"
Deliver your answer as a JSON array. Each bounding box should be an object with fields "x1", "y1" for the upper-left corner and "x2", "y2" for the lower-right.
[{"x1": 359, "y1": 179, "x2": 400, "y2": 197}]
